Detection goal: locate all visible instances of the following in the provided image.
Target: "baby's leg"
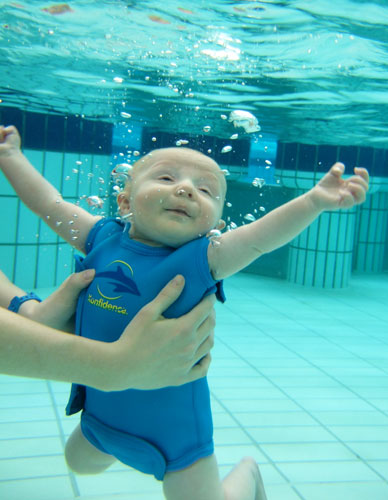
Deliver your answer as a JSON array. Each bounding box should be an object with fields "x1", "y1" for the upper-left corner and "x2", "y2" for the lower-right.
[
  {"x1": 65, "y1": 423, "x2": 117, "y2": 474},
  {"x1": 163, "y1": 454, "x2": 267, "y2": 500}
]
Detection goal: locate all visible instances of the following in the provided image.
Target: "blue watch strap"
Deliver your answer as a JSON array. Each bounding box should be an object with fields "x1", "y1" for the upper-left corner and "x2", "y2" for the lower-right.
[{"x1": 8, "y1": 292, "x2": 42, "y2": 313}]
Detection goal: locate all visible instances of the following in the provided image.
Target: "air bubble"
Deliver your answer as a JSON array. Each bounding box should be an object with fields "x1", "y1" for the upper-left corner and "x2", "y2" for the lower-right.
[
  {"x1": 221, "y1": 168, "x2": 230, "y2": 176},
  {"x1": 221, "y1": 145, "x2": 232, "y2": 153},
  {"x1": 86, "y1": 196, "x2": 104, "y2": 208},
  {"x1": 120, "y1": 112, "x2": 132, "y2": 119},
  {"x1": 229, "y1": 110, "x2": 260, "y2": 133},
  {"x1": 203, "y1": 125, "x2": 211, "y2": 133},
  {"x1": 206, "y1": 229, "x2": 222, "y2": 247},
  {"x1": 244, "y1": 213, "x2": 256, "y2": 222},
  {"x1": 230, "y1": 134, "x2": 238, "y2": 140},
  {"x1": 227, "y1": 222, "x2": 238, "y2": 231},
  {"x1": 252, "y1": 178, "x2": 265, "y2": 188},
  {"x1": 226, "y1": 202, "x2": 232, "y2": 207}
]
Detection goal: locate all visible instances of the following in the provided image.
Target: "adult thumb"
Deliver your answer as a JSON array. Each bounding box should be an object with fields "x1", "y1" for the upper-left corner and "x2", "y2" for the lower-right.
[
  {"x1": 52, "y1": 269, "x2": 95, "y2": 302},
  {"x1": 150, "y1": 275, "x2": 185, "y2": 317}
]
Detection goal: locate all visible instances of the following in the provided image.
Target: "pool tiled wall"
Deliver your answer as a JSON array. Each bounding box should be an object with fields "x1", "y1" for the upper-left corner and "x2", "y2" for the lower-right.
[{"x1": 0, "y1": 107, "x2": 113, "y2": 289}]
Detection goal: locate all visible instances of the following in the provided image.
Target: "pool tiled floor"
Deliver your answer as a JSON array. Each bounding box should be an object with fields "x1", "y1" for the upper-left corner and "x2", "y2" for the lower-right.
[{"x1": 1, "y1": 273, "x2": 387, "y2": 499}]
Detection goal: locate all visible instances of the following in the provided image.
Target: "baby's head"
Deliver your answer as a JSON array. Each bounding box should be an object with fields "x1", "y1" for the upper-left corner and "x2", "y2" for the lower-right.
[{"x1": 117, "y1": 147, "x2": 227, "y2": 248}]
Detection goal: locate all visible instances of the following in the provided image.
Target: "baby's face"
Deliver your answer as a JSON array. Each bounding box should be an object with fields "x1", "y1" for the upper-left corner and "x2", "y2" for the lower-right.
[{"x1": 120, "y1": 148, "x2": 226, "y2": 248}]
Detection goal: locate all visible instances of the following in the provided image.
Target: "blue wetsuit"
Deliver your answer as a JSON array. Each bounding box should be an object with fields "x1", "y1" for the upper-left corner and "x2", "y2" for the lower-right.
[{"x1": 66, "y1": 218, "x2": 225, "y2": 480}]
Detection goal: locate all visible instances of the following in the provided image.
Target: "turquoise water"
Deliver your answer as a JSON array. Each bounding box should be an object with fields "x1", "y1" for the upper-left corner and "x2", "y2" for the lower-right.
[
  {"x1": 1, "y1": 0, "x2": 388, "y2": 146},
  {"x1": 0, "y1": 1, "x2": 388, "y2": 499}
]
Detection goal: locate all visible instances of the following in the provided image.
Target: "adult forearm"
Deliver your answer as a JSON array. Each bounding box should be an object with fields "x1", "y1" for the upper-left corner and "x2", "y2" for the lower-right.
[{"x1": 0, "y1": 308, "x2": 113, "y2": 390}]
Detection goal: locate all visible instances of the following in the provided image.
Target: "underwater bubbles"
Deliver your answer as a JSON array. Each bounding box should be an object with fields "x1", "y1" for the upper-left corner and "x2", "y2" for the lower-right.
[
  {"x1": 252, "y1": 178, "x2": 265, "y2": 188},
  {"x1": 229, "y1": 110, "x2": 260, "y2": 133},
  {"x1": 111, "y1": 163, "x2": 132, "y2": 184},
  {"x1": 86, "y1": 195, "x2": 104, "y2": 208},
  {"x1": 206, "y1": 229, "x2": 222, "y2": 246}
]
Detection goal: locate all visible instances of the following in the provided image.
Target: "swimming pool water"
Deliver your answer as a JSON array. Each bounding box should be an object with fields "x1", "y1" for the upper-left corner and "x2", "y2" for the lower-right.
[{"x1": 0, "y1": 1, "x2": 387, "y2": 499}]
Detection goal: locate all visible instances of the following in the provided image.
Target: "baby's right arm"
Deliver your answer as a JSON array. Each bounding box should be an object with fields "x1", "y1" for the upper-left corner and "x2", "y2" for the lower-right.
[{"x1": 0, "y1": 125, "x2": 100, "y2": 254}]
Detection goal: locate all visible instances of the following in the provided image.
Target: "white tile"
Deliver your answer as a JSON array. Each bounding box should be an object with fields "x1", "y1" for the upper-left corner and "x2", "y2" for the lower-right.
[
  {"x1": 296, "y1": 481, "x2": 388, "y2": 500},
  {"x1": 260, "y1": 442, "x2": 357, "y2": 462},
  {"x1": 0, "y1": 455, "x2": 68, "y2": 480},
  {"x1": 277, "y1": 459, "x2": 380, "y2": 482},
  {"x1": 76, "y1": 469, "x2": 161, "y2": 497},
  {"x1": 247, "y1": 425, "x2": 336, "y2": 444},
  {"x1": 0, "y1": 437, "x2": 64, "y2": 459},
  {"x1": 328, "y1": 425, "x2": 388, "y2": 442},
  {"x1": 0, "y1": 476, "x2": 74, "y2": 500}
]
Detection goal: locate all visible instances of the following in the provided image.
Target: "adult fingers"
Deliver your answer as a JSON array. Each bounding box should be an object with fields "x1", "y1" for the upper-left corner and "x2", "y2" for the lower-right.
[
  {"x1": 57, "y1": 269, "x2": 95, "y2": 298},
  {"x1": 181, "y1": 293, "x2": 216, "y2": 333},
  {"x1": 184, "y1": 353, "x2": 212, "y2": 383},
  {"x1": 194, "y1": 330, "x2": 215, "y2": 364},
  {"x1": 146, "y1": 275, "x2": 185, "y2": 319}
]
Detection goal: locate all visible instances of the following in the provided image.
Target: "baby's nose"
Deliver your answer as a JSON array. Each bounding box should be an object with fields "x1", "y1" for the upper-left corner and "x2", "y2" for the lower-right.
[{"x1": 176, "y1": 186, "x2": 193, "y2": 198}]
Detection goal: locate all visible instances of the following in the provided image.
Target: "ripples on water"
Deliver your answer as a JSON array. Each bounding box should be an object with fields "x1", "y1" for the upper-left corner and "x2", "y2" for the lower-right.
[{"x1": 0, "y1": 0, "x2": 387, "y2": 146}]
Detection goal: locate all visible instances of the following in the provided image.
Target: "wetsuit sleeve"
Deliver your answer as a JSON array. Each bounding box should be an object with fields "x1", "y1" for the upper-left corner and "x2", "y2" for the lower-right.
[{"x1": 84, "y1": 218, "x2": 125, "y2": 254}]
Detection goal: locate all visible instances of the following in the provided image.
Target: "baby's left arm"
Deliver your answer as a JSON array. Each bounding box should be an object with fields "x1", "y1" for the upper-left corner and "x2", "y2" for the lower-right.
[
  {"x1": 208, "y1": 163, "x2": 369, "y2": 280},
  {"x1": 0, "y1": 125, "x2": 99, "y2": 254}
]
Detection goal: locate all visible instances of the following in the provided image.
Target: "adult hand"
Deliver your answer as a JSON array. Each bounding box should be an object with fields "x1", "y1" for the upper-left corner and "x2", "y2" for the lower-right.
[
  {"x1": 20, "y1": 269, "x2": 95, "y2": 332},
  {"x1": 104, "y1": 275, "x2": 216, "y2": 391}
]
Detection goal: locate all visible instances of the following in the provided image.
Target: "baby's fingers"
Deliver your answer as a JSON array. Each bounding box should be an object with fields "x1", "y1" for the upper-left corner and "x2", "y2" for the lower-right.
[
  {"x1": 353, "y1": 167, "x2": 369, "y2": 186},
  {"x1": 346, "y1": 179, "x2": 368, "y2": 205}
]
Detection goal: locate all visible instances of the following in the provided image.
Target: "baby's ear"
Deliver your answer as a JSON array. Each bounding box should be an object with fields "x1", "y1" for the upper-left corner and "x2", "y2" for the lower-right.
[
  {"x1": 216, "y1": 219, "x2": 226, "y2": 230},
  {"x1": 117, "y1": 191, "x2": 131, "y2": 215}
]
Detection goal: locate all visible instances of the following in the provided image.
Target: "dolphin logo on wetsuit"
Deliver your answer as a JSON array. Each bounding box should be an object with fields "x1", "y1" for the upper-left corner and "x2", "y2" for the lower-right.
[{"x1": 95, "y1": 266, "x2": 140, "y2": 296}]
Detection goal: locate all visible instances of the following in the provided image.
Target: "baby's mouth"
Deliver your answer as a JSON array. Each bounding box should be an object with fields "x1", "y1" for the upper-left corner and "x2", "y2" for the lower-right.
[{"x1": 166, "y1": 208, "x2": 190, "y2": 217}]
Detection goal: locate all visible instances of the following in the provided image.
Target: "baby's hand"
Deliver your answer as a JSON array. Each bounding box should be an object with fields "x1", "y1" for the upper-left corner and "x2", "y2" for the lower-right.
[
  {"x1": 309, "y1": 163, "x2": 369, "y2": 211},
  {"x1": 0, "y1": 125, "x2": 21, "y2": 157}
]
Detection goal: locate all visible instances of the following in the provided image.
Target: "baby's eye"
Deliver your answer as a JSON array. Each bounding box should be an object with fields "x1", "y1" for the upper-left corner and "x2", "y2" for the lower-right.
[
  {"x1": 199, "y1": 187, "x2": 212, "y2": 196},
  {"x1": 159, "y1": 175, "x2": 174, "y2": 181}
]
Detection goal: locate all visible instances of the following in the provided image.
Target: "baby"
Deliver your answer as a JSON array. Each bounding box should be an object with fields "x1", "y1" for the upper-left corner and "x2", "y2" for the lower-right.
[{"x1": 0, "y1": 125, "x2": 369, "y2": 500}]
